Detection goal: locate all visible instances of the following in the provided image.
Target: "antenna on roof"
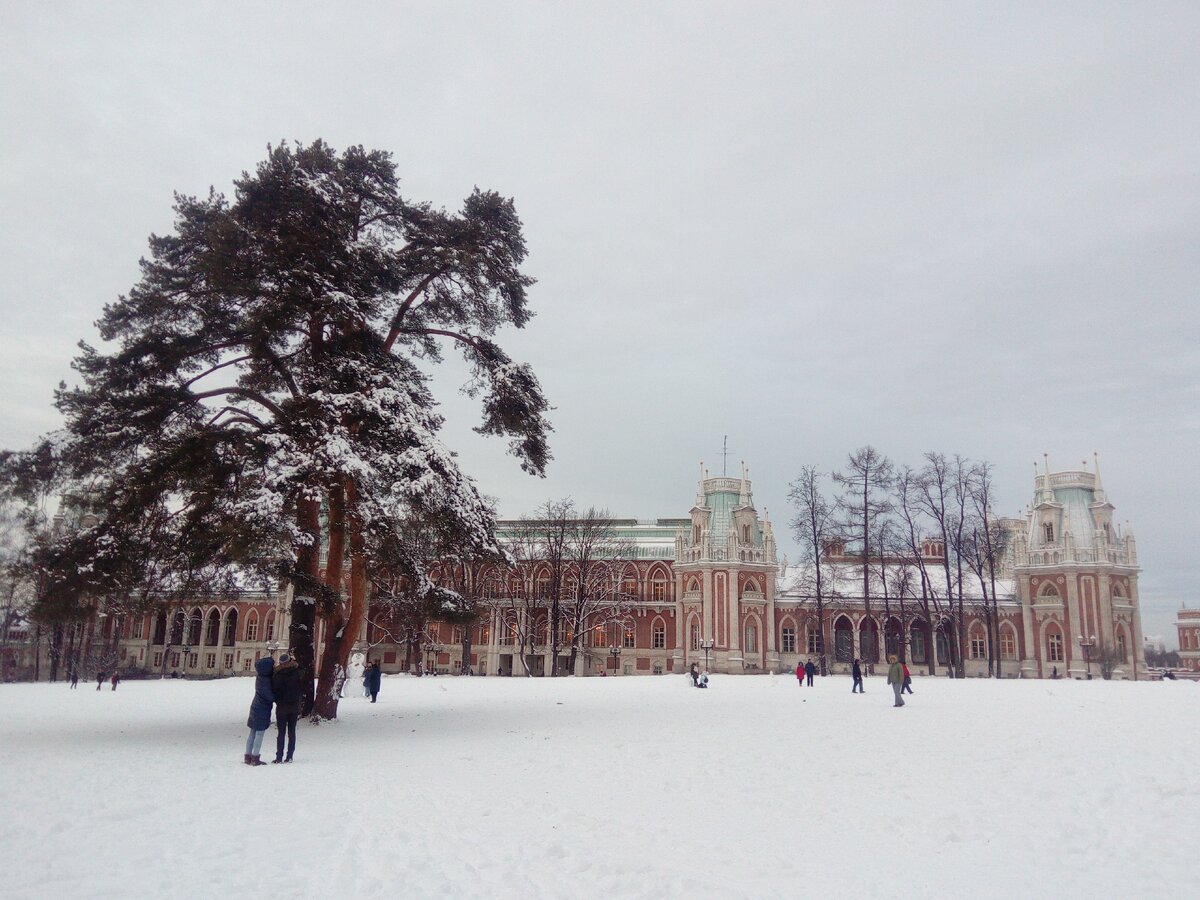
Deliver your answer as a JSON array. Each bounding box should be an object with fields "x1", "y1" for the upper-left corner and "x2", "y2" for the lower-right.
[{"x1": 721, "y1": 435, "x2": 731, "y2": 476}]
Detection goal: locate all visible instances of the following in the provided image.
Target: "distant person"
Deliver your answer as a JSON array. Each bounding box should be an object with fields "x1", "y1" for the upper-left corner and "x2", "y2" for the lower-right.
[
  {"x1": 698, "y1": 671, "x2": 709, "y2": 689},
  {"x1": 69, "y1": 668, "x2": 79, "y2": 689},
  {"x1": 244, "y1": 657, "x2": 275, "y2": 766},
  {"x1": 851, "y1": 658, "x2": 864, "y2": 693},
  {"x1": 96, "y1": 672, "x2": 105, "y2": 692},
  {"x1": 795, "y1": 661, "x2": 804, "y2": 687},
  {"x1": 902, "y1": 661, "x2": 913, "y2": 694},
  {"x1": 691, "y1": 662, "x2": 700, "y2": 687},
  {"x1": 1051, "y1": 666, "x2": 1058, "y2": 680},
  {"x1": 887, "y1": 654, "x2": 905, "y2": 707},
  {"x1": 804, "y1": 659, "x2": 816, "y2": 687},
  {"x1": 110, "y1": 671, "x2": 120, "y2": 691},
  {"x1": 366, "y1": 661, "x2": 382, "y2": 703},
  {"x1": 271, "y1": 653, "x2": 302, "y2": 764}
]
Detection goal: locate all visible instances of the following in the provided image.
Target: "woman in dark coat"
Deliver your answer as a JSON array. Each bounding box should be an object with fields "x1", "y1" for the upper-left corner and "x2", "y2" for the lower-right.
[
  {"x1": 244, "y1": 656, "x2": 275, "y2": 765},
  {"x1": 366, "y1": 661, "x2": 382, "y2": 703}
]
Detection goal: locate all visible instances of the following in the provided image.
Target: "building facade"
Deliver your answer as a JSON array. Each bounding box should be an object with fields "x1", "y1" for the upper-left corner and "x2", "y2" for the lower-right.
[{"x1": 10, "y1": 458, "x2": 1147, "y2": 681}]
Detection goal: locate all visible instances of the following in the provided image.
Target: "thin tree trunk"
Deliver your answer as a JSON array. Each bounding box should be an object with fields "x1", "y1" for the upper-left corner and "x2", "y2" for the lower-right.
[{"x1": 290, "y1": 496, "x2": 322, "y2": 716}]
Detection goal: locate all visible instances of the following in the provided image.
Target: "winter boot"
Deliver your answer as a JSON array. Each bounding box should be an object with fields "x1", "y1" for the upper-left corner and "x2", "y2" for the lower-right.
[
  {"x1": 250, "y1": 755, "x2": 267, "y2": 766},
  {"x1": 243, "y1": 754, "x2": 252, "y2": 765},
  {"x1": 272, "y1": 757, "x2": 283, "y2": 764}
]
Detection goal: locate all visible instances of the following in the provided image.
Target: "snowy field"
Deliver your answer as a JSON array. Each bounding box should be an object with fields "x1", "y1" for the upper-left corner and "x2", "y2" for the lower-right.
[{"x1": 1, "y1": 673, "x2": 1197, "y2": 900}]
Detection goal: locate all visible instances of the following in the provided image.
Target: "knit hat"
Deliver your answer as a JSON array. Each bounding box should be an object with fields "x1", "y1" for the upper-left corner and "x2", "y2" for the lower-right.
[{"x1": 279, "y1": 653, "x2": 291, "y2": 663}]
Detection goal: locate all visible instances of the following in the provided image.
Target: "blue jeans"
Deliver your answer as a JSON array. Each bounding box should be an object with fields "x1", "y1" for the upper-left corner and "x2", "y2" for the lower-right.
[{"x1": 245, "y1": 728, "x2": 267, "y2": 755}]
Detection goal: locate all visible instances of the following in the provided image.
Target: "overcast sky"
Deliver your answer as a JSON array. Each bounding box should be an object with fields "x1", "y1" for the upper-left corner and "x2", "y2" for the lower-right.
[{"x1": 2, "y1": 2, "x2": 1196, "y2": 644}]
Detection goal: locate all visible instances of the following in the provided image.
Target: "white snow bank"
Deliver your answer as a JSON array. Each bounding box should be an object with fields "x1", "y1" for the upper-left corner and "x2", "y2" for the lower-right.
[{"x1": 0, "y1": 674, "x2": 1196, "y2": 899}]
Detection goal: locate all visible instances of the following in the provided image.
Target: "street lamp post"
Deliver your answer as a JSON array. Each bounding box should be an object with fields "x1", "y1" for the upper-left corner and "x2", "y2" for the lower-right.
[
  {"x1": 423, "y1": 642, "x2": 437, "y2": 676},
  {"x1": 609, "y1": 646, "x2": 621, "y2": 675},
  {"x1": 700, "y1": 638, "x2": 714, "y2": 673},
  {"x1": 1078, "y1": 634, "x2": 1097, "y2": 680}
]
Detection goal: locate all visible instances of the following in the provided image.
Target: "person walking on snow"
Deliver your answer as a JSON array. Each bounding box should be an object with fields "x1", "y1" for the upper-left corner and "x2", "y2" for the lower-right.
[
  {"x1": 887, "y1": 654, "x2": 905, "y2": 707},
  {"x1": 902, "y1": 661, "x2": 913, "y2": 694},
  {"x1": 244, "y1": 656, "x2": 275, "y2": 765},
  {"x1": 69, "y1": 668, "x2": 79, "y2": 689},
  {"x1": 795, "y1": 661, "x2": 804, "y2": 686},
  {"x1": 271, "y1": 653, "x2": 303, "y2": 764},
  {"x1": 851, "y1": 658, "x2": 864, "y2": 693},
  {"x1": 804, "y1": 659, "x2": 816, "y2": 687},
  {"x1": 110, "y1": 671, "x2": 120, "y2": 691},
  {"x1": 366, "y1": 660, "x2": 382, "y2": 703},
  {"x1": 96, "y1": 671, "x2": 105, "y2": 691}
]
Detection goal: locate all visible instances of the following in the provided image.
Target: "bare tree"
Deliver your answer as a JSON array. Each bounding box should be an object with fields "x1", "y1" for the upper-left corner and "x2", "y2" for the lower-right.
[
  {"x1": 916, "y1": 452, "x2": 966, "y2": 677},
  {"x1": 895, "y1": 466, "x2": 950, "y2": 675},
  {"x1": 968, "y1": 461, "x2": 1007, "y2": 677},
  {"x1": 788, "y1": 466, "x2": 836, "y2": 674},
  {"x1": 833, "y1": 446, "x2": 894, "y2": 629},
  {"x1": 563, "y1": 507, "x2": 635, "y2": 676}
]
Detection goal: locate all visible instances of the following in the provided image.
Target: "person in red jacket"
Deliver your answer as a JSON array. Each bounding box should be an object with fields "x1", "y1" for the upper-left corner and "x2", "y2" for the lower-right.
[
  {"x1": 902, "y1": 661, "x2": 913, "y2": 694},
  {"x1": 795, "y1": 661, "x2": 804, "y2": 686}
]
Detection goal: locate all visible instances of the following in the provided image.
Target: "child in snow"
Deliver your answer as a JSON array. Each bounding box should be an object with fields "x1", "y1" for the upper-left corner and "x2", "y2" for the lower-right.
[
  {"x1": 902, "y1": 662, "x2": 913, "y2": 694},
  {"x1": 110, "y1": 671, "x2": 120, "y2": 691},
  {"x1": 795, "y1": 661, "x2": 804, "y2": 686},
  {"x1": 698, "y1": 672, "x2": 709, "y2": 689},
  {"x1": 244, "y1": 656, "x2": 275, "y2": 766}
]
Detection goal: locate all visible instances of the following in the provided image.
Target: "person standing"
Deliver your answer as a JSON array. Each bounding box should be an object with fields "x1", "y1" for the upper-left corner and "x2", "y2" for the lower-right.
[
  {"x1": 366, "y1": 660, "x2": 382, "y2": 703},
  {"x1": 69, "y1": 668, "x2": 79, "y2": 689},
  {"x1": 804, "y1": 659, "x2": 816, "y2": 687},
  {"x1": 795, "y1": 661, "x2": 804, "y2": 687},
  {"x1": 887, "y1": 654, "x2": 905, "y2": 707},
  {"x1": 851, "y1": 658, "x2": 864, "y2": 693},
  {"x1": 271, "y1": 653, "x2": 302, "y2": 764},
  {"x1": 96, "y1": 671, "x2": 105, "y2": 691},
  {"x1": 690, "y1": 662, "x2": 700, "y2": 687},
  {"x1": 110, "y1": 671, "x2": 120, "y2": 691},
  {"x1": 244, "y1": 657, "x2": 275, "y2": 765},
  {"x1": 902, "y1": 661, "x2": 913, "y2": 694}
]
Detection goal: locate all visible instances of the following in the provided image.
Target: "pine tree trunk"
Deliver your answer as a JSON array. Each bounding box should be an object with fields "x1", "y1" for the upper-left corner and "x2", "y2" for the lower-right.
[{"x1": 290, "y1": 496, "x2": 322, "y2": 717}]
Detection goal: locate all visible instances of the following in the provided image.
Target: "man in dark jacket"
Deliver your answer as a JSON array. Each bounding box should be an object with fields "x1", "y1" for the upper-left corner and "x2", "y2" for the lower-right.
[
  {"x1": 271, "y1": 653, "x2": 303, "y2": 764},
  {"x1": 851, "y1": 658, "x2": 864, "y2": 693},
  {"x1": 366, "y1": 661, "x2": 382, "y2": 702},
  {"x1": 804, "y1": 659, "x2": 816, "y2": 687}
]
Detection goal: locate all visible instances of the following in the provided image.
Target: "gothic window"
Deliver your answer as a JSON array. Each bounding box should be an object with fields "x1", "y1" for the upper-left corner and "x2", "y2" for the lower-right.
[
  {"x1": 222, "y1": 609, "x2": 238, "y2": 646},
  {"x1": 623, "y1": 624, "x2": 636, "y2": 649},
  {"x1": 807, "y1": 625, "x2": 821, "y2": 655},
  {"x1": 969, "y1": 626, "x2": 987, "y2": 660},
  {"x1": 451, "y1": 626, "x2": 462, "y2": 645},
  {"x1": 744, "y1": 621, "x2": 758, "y2": 653},
  {"x1": 1043, "y1": 522, "x2": 1055, "y2": 544},
  {"x1": 1117, "y1": 631, "x2": 1127, "y2": 661},
  {"x1": 1047, "y1": 631, "x2": 1064, "y2": 662},
  {"x1": 651, "y1": 574, "x2": 668, "y2": 602},
  {"x1": 593, "y1": 625, "x2": 608, "y2": 648},
  {"x1": 187, "y1": 609, "x2": 203, "y2": 646},
  {"x1": 245, "y1": 611, "x2": 259, "y2": 643},
  {"x1": 781, "y1": 626, "x2": 796, "y2": 654},
  {"x1": 1000, "y1": 626, "x2": 1017, "y2": 660},
  {"x1": 478, "y1": 623, "x2": 491, "y2": 645},
  {"x1": 690, "y1": 620, "x2": 701, "y2": 651},
  {"x1": 622, "y1": 573, "x2": 639, "y2": 599},
  {"x1": 264, "y1": 611, "x2": 276, "y2": 642},
  {"x1": 910, "y1": 625, "x2": 927, "y2": 664},
  {"x1": 741, "y1": 524, "x2": 751, "y2": 544},
  {"x1": 652, "y1": 618, "x2": 666, "y2": 649}
]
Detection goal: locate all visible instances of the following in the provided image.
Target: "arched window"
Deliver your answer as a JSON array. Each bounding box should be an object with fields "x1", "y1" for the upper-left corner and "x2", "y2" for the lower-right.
[
  {"x1": 222, "y1": 609, "x2": 238, "y2": 646},
  {"x1": 999, "y1": 624, "x2": 1017, "y2": 660},
  {"x1": 153, "y1": 610, "x2": 168, "y2": 645},
  {"x1": 807, "y1": 622, "x2": 822, "y2": 655},
  {"x1": 622, "y1": 570, "x2": 639, "y2": 600},
  {"x1": 623, "y1": 623, "x2": 636, "y2": 649},
  {"x1": 884, "y1": 617, "x2": 903, "y2": 658},
  {"x1": 1043, "y1": 522, "x2": 1055, "y2": 543},
  {"x1": 910, "y1": 621, "x2": 928, "y2": 664},
  {"x1": 744, "y1": 620, "x2": 758, "y2": 653},
  {"x1": 689, "y1": 618, "x2": 701, "y2": 651},
  {"x1": 859, "y1": 617, "x2": 879, "y2": 664},
  {"x1": 592, "y1": 624, "x2": 608, "y2": 648},
  {"x1": 1046, "y1": 628, "x2": 1064, "y2": 662},
  {"x1": 204, "y1": 608, "x2": 221, "y2": 646},
  {"x1": 686, "y1": 576, "x2": 701, "y2": 595},
  {"x1": 1116, "y1": 626, "x2": 1129, "y2": 661},
  {"x1": 692, "y1": 524, "x2": 701, "y2": 544},
  {"x1": 741, "y1": 524, "x2": 751, "y2": 544},
  {"x1": 1038, "y1": 581, "x2": 1061, "y2": 601},
  {"x1": 651, "y1": 617, "x2": 666, "y2": 649},
  {"x1": 264, "y1": 611, "x2": 276, "y2": 642},
  {"x1": 969, "y1": 624, "x2": 987, "y2": 660},
  {"x1": 834, "y1": 616, "x2": 853, "y2": 663},
  {"x1": 245, "y1": 610, "x2": 259, "y2": 643},
  {"x1": 650, "y1": 570, "x2": 668, "y2": 602},
  {"x1": 478, "y1": 622, "x2": 491, "y2": 645},
  {"x1": 187, "y1": 608, "x2": 203, "y2": 646},
  {"x1": 780, "y1": 617, "x2": 796, "y2": 654}
]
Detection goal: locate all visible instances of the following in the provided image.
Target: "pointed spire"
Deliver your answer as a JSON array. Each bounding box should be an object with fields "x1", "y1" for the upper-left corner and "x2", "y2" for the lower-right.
[{"x1": 1093, "y1": 451, "x2": 1107, "y2": 502}]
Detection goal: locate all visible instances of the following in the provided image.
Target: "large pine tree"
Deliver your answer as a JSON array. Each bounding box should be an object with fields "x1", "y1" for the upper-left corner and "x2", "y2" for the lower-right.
[{"x1": 3, "y1": 141, "x2": 551, "y2": 718}]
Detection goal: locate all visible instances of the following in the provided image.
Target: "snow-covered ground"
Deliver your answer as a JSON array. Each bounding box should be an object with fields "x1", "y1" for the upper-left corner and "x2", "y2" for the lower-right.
[{"x1": 1, "y1": 673, "x2": 1196, "y2": 899}]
